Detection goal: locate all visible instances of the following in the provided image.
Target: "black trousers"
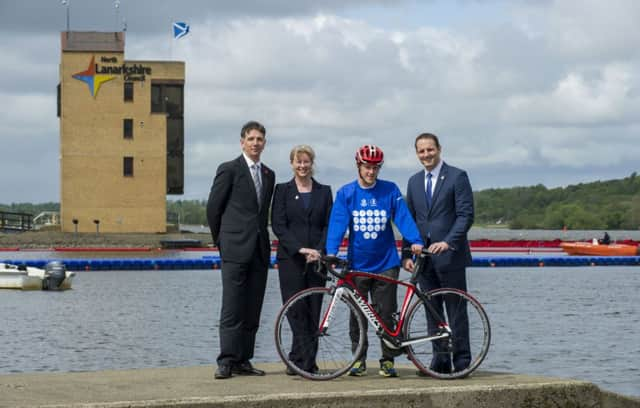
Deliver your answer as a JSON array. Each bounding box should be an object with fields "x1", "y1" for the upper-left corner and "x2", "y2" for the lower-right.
[
  {"x1": 349, "y1": 267, "x2": 400, "y2": 363},
  {"x1": 278, "y1": 257, "x2": 326, "y2": 371},
  {"x1": 216, "y1": 252, "x2": 268, "y2": 366},
  {"x1": 418, "y1": 261, "x2": 471, "y2": 368}
]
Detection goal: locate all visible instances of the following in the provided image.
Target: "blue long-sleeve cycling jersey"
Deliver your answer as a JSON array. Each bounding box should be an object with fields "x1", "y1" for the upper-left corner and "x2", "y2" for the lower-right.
[{"x1": 325, "y1": 179, "x2": 424, "y2": 273}]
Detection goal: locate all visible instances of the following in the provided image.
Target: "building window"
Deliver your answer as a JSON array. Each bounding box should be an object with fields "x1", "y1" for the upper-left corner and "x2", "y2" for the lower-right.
[
  {"x1": 124, "y1": 82, "x2": 134, "y2": 102},
  {"x1": 167, "y1": 117, "x2": 184, "y2": 195},
  {"x1": 56, "y1": 83, "x2": 61, "y2": 117},
  {"x1": 167, "y1": 118, "x2": 183, "y2": 152},
  {"x1": 123, "y1": 118, "x2": 133, "y2": 139},
  {"x1": 151, "y1": 83, "x2": 183, "y2": 116},
  {"x1": 123, "y1": 157, "x2": 134, "y2": 177},
  {"x1": 151, "y1": 85, "x2": 162, "y2": 112}
]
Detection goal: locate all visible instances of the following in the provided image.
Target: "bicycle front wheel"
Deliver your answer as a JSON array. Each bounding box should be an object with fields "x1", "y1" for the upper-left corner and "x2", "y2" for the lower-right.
[
  {"x1": 403, "y1": 288, "x2": 491, "y2": 379},
  {"x1": 274, "y1": 286, "x2": 366, "y2": 380}
]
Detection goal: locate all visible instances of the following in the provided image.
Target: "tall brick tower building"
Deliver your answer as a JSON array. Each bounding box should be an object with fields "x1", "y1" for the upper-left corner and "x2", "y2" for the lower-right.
[{"x1": 58, "y1": 31, "x2": 185, "y2": 232}]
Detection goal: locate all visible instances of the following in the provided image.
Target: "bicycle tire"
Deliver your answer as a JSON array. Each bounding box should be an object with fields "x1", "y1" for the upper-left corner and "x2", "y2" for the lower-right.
[
  {"x1": 274, "y1": 286, "x2": 366, "y2": 380},
  {"x1": 403, "y1": 287, "x2": 491, "y2": 379}
]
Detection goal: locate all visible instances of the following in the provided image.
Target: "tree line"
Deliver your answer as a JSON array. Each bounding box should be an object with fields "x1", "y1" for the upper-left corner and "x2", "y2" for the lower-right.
[
  {"x1": 0, "y1": 202, "x2": 59, "y2": 215},
  {"x1": 3, "y1": 173, "x2": 639, "y2": 230},
  {"x1": 474, "y1": 172, "x2": 640, "y2": 229}
]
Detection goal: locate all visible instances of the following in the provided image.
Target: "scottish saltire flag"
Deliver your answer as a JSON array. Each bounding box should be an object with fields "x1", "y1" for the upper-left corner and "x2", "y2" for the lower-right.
[{"x1": 173, "y1": 22, "x2": 190, "y2": 39}]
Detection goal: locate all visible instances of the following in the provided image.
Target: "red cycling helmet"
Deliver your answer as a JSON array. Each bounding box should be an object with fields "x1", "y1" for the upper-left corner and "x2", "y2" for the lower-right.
[{"x1": 355, "y1": 144, "x2": 384, "y2": 166}]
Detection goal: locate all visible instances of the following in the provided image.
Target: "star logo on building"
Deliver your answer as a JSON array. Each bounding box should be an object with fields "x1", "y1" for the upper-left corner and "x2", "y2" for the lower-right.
[{"x1": 72, "y1": 56, "x2": 115, "y2": 97}]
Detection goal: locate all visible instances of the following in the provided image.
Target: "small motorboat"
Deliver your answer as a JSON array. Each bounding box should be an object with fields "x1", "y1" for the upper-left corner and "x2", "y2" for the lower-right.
[
  {"x1": 560, "y1": 242, "x2": 639, "y2": 256},
  {"x1": 0, "y1": 261, "x2": 75, "y2": 290}
]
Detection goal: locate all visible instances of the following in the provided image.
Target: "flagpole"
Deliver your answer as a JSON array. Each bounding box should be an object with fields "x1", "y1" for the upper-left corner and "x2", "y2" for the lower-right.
[
  {"x1": 170, "y1": 18, "x2": 174, "y2": 60},
  {"x1": 114, "y1": 0, "x2": 120, "y2": 32},
  {"x1": 61, "y1": 0, "x2": 70, "y2": 34}
]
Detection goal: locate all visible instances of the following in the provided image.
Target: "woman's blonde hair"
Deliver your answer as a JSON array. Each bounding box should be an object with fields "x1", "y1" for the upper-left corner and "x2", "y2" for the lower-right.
[{"x1": 290, "y1": 145, "x2": 315, "y2": 176}]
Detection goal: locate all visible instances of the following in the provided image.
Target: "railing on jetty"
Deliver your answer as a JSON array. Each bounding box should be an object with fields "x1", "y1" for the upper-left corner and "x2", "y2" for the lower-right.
[{"x1": 0, "y1": 211, "x2": 33, "y2": 232}]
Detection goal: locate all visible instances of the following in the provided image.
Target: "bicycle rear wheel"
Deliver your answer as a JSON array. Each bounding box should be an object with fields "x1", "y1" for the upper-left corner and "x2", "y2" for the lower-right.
[
  {"x1": 403, "y1": 288, "x2": 491, "y2": 379},
  {"x1": 274, "y1": 287, "x2": 366, "y2": 380}
]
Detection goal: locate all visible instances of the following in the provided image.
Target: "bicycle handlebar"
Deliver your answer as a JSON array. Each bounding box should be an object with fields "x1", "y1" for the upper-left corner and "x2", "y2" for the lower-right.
[
  {"x1": 317, "y1": 255, "x2": 349, "y2": 279},
  {"x1": 318, "y1": 249, "x2": 431, "y2": 283},
  {"x1": 409, "y1": 248, "x2": 431, "y2": 284}
]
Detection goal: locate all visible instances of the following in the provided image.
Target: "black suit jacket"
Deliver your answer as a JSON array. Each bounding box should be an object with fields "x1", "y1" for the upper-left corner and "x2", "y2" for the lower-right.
[
  {"x1": 207, "y1": 155, "x2": 275, "y2": 264},
  {"x1": 271, "y1": 178, "x2": 333, "y2": 260}
]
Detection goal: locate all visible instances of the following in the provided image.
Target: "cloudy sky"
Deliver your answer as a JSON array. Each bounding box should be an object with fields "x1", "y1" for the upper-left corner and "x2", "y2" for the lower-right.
[{"x1": 1, "y1": 0, "x2": 639, "y2": 203}]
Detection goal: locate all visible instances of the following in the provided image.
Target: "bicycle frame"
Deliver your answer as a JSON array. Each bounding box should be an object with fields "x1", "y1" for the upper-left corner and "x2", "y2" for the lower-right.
[{"x1": 319, "y1": 270, "x2": 452, "y2": 350}]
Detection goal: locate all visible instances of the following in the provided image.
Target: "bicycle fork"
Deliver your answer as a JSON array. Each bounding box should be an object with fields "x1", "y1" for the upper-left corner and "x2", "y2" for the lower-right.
[
  {"x1": 318, "y1": 287, "x2": 348, "y2": 335},
  {"x1": 320, "y1": 287, "x2": 381, "y2": 337}
]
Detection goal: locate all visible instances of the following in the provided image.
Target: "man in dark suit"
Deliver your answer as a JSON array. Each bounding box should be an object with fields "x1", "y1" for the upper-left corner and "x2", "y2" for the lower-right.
[
  {"x1": 207, "y1": 121, "x2": 275, "y2": 379},
  {"x1": 402, "y1": 132, "x2": 474, "y2": 374}
]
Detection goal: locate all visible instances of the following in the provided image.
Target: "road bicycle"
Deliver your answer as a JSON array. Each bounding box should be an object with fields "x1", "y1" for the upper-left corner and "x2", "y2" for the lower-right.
[{"x1": 274, "y1": 249, "x2": 491, "y2": 380}]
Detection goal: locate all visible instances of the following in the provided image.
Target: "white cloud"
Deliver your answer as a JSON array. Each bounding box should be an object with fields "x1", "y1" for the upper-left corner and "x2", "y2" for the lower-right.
[
  {"x1": 0, "y1": 93, "x2": 55, "y2": 135},
  {"x1": 503, "y1": 63, "x2": 637, "y2": 126},
  {"x1": 515, "y1": 0, "x2": 640, "y2": 59},
  {"x1": 1, "y1": 1, "x2": 640, "y2": 202}
]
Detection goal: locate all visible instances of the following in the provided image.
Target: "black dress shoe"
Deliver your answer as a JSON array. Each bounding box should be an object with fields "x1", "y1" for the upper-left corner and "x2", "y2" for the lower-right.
[
  {"x1": 416, "y1": 369, "x2": 429, "y2": 377},
  {"x1": 453, "y1": 359, "x2": 470, "y2": 373},
  {"x1": 232, "y1": 362, "x2": 266, "y2": 376},
  {"x1": 428, "y1": 363, "x2": 452, "y2": 374},
  {"x1": 285, "y1": 365, "x2": 297, "y2": 376},
  {"x1": 214, "y1": 364, "x2": 232, "y2": 379}
]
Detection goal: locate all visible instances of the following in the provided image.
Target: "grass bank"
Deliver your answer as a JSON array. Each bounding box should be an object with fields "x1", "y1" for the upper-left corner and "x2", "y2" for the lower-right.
[{"x1": 0, "y1": 230, "x2": 213, "y2": 249}]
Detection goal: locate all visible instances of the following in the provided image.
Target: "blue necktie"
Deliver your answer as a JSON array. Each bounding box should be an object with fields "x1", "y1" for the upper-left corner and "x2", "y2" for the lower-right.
[{"x1": 425, "y1": 172, "x2": 433, "y2": 208}]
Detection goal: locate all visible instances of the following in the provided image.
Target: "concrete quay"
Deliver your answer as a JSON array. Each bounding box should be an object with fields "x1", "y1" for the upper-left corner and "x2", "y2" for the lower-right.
[{"x1": 1, "y1": 363, "x2": 638, "y2": 408}]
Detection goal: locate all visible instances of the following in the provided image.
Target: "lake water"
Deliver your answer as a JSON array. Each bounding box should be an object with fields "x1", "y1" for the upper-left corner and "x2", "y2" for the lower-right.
[{"x1": 1, "y1": 266, "x2": 639, "y2": 398}]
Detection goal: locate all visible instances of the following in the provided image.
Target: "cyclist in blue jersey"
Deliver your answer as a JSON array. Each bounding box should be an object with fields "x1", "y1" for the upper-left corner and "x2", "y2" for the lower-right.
[{"x1": 325, "y1": 145, "x2": 424, "y2": 377}]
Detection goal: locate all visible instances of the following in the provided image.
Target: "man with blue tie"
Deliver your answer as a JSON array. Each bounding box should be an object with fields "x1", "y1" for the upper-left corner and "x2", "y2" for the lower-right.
[{"x1": 402, "y1": 132, "x2": 474, "y2": 375}]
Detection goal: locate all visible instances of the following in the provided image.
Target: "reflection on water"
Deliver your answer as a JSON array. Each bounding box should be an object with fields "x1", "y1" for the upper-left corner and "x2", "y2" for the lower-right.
[{"x1": 0, "y1": 267, "x2": 638, "y2": 397}]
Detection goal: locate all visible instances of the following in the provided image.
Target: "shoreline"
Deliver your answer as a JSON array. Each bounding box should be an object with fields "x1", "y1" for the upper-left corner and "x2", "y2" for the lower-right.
[
  {"x1": 1, "y1": 364, "x2": 638, "y2": 407},
  {"x1": 2, "y1": 228, "x2": 640, "y2": 250},
  {"x1": 0, "y1": 231, "x2": 212, "y2": 249}
]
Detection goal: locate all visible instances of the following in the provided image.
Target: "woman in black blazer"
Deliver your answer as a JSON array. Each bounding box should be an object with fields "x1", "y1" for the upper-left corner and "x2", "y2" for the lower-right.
[{"x1": 271, "y1": 145, "x2": 333, "y2": 375}]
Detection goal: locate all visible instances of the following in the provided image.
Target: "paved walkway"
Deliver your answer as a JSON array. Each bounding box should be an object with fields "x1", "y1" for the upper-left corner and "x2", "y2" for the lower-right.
[{"x1": 1, "y1": 363, "x2": 638, "y2": 407}]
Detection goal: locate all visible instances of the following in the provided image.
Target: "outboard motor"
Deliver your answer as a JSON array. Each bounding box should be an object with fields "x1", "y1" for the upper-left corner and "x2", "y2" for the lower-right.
[{"x1": 43, "y1": 261, "x2": 67, "y2": 291}]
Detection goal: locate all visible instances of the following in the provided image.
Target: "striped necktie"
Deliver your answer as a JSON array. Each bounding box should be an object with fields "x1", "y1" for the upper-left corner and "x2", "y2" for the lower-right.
[{"x1": 251, "y1": 164, "x2": 262, "y2": 206}]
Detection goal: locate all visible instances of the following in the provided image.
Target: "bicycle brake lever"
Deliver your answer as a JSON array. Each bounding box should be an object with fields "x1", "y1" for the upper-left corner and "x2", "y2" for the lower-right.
[
  {"x1": 320, "y1": 255, "x2": 348, "y2": 279},
  {"x1": 312, "y1": 260, "x2": 331, "y2": 281},
  {"x1": 323, "y1": 255, "x2": 344, "y2": 265}
]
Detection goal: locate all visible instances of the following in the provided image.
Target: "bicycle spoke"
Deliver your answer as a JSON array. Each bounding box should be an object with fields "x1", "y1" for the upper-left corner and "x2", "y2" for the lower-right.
[
  {"x1": 403, "y1": 288, "x2": 491, "y2": 379},
  {"x1": 275, "y1": 287, "x2": 365, "y2": 380}
]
